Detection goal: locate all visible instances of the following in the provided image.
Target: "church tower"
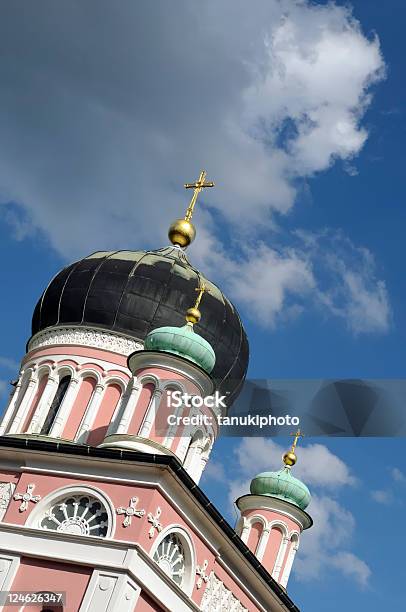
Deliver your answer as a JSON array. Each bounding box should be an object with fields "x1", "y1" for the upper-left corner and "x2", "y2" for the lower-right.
[
  {"x1": 0, "y1": 171, "x2": 311, "y2": 612},
  {"x1": 236, "y1": 433, "x2": 312, "y2": 589}
]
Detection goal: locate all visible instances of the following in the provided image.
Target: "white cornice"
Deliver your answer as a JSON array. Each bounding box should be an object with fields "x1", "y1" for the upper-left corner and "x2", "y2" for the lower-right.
[
  {"x1": 28, "y1": 326, "x2": 143, "y2": 356},
  {"x1": 236, "y1": 494, "x2": 312, "y2": 531}
]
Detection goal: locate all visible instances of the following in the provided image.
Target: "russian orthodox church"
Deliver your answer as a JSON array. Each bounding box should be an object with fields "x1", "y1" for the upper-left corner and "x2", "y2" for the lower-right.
[{"x1": 0, "y1": 172, "x2": 312, "y2": 611}]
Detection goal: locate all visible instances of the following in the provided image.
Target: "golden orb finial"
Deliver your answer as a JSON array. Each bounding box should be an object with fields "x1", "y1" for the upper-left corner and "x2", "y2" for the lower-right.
[
  {"x1": 185, "y1": 282, "x2": 208, "y2": 325},
  {"x1": 283, "y1": 429, "x2": 304, "y2": 468},
  {"x1": 168, "y1": 170, "x2": 214, "y2": 248}
]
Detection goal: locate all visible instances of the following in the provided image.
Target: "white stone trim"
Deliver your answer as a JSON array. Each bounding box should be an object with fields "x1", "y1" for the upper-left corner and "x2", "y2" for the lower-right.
[
  {"x1": 0, "y1": 482, "x2": 16, "y2": 520},
  {"x1": 0, "y1": 523, "x2": 200, "y2": 611},
  {"x1": 0, "y1": 553, "x2": 20, "y2": 591},
  {"x1": 76, "y1": 383, "x2": 106, "y2": 442},
  {"x1": 280, "y1": 534, "x2": 299, "y2": 588},
  {"x1": 0, "y1": 374, "x2": 24, "y2": 435},
  {"x1": 8, "y1": 369, "x2": 38, "y2": 434},
  {"x1": 237, "y1": 494, "x2": 311, "y2": 531},
  {"x1": 79, "y1": 569, "x2": 141, "y2": 612},
  {"x1": 28, "y1": 326, "x2": 143, "y2": 356}
]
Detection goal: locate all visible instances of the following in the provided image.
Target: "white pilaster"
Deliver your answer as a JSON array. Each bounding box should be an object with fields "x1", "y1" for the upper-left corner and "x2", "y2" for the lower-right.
[
  {"x1": 273, "y1": 536, "x2": 290, "y2": 582},
  {"x1": 8, "y1": 370, "x2": 38, "y2": 434},
  {"x1": 49, "y1": 375, "x2": 80, "y2": 438},
  {"x1": 28, "y1": 373, "x2": 59, "y2": 434},
  {"x1": 255, "y1": 527, "x2": 270, "y2": 562},
  {"x1": 280, "y1": 539, "x2": 299, "y2": 588},
  {"x1": 138, "y1": 389, "x2": 163, "y2": 438},
  {"x1": 79, "y1": 569, "x2": 141, "y2": 612},
  {"x1": 76, "y1": 383, "x2": 106, "y2": 443},
  {"x1": 0, "y1": 373, "x2": 23, "y2": 435},
  {"x1": 113, "y1": 379, "x2": 141, "y2": 435}
]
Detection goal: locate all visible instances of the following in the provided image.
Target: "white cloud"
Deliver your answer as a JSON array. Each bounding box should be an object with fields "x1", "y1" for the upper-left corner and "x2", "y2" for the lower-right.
[
  {"x1": 371, "y1": 489, "x2": 393, "y2": 505},
  {"x1": 391, "y1": 467, "x2": 406, "y2": 483},
  {"x1": 297, "y1": 229, "x2": 391, "y2": 334},
  {"x1": 329, "y1": 551, "x2": 371, "y2": 588},
  {"x1": 0, "y1": 2, "x2": 388, "y2": 335},
  {"x1": 294, "y1": 495, "x2": 371, "y2": 587},
  {"x1": 233, "y1": 437, "x2": 356, "y2": 487},
  {"x1": 0, "y1": 357, "x2": 19, "y2": 371},
  {"x1": 0, "y1": 4, "x2": 383, "y2": 591}
]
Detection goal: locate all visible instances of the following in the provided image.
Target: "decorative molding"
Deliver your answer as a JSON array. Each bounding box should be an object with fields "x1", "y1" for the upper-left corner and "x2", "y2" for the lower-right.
[
  {"x1": 147, "y1": 507, "x2": 162, "y2": 538},
  {"x1": 28, "y1": 327, "x2": 143, "y2": 356},
  {"x1": 0, "y1": 483, "x2": 16, "y2": 520},
  {"x1": 116, "y1": 497, "x2": 145, "y2": 527},
  {"x1": 200, "y1": 572, "x2": 248, "y2": 611},
  {"x1": 13, "y1": 483, "x2": 41, "y2": 512},
  {"x1": 195, "y1": 559, "x2": 209, "y2": 589}
]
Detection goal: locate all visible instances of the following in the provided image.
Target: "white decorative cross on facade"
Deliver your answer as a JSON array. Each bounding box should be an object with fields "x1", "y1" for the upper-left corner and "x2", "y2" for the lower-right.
[
  {"x1": 196, "y1": 559, "x2": 209, "y2": 589},
  {"x1": 147, "y1": 507, "x2": 162, "y2": 538},
  {"x1": 13, "y1": 483, "x2": 41, "y2": 513},
  {"x1": 116, "y1": 496, "x2": 145, "y2": 527}
]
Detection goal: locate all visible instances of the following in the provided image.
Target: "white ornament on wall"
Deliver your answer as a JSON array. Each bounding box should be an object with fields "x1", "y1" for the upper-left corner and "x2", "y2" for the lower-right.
[
  {"x1": 147, "y1": 507, "x2": 162, "y2": 538},
  {"x1": 116, "y1": 496, "x2": 145, "y2": 527},
  {"x1": 28, "y1": 326, "x2": 143, "y2": 356},
  {"x1": 0, "y1": 482, "x2": 16, "y2": 520},
  {"x1": 13, "y1": 483, "x2": 41, "y2": 513},
  {"x1": 196, "y1": 559, "x2": 209, "y2": 589}
]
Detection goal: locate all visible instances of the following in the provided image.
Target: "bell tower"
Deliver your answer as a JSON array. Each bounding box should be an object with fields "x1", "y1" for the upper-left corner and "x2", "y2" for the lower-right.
[{"x1": 236, "y1": 432, "x2": 313, "y2": 588}]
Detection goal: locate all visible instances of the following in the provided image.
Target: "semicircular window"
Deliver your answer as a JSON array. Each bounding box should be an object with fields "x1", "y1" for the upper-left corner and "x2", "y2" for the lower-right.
[
  {"x1": 153, "y1": 533, "x2": 186, "y2": 586},
  {"x1": 40, "y1": 494, "x2": 109, "y2": 537}
]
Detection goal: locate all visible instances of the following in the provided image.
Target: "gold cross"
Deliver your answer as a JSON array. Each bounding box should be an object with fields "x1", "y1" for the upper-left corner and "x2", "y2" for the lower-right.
[
  {"x1": 184, "y1": 170, "x2": 214, "y2": 221},
  {"x1": 290, "y1": 429, "x2": 304, "y2": 452},
  {"x1": 194, "y1": 282, "x2": 208, "y2": 309}
]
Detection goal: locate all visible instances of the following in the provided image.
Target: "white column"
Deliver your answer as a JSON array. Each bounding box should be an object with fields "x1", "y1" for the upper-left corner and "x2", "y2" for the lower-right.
[
  {"x1": 138, "y1": 389, "x2": 163, "y2": 438},
  {"x1": 28, "y1": 374, "x2": 59, "y2": 434},
  {"x1": 49, "y1": 376, "x2": 81, "y2": 438},
  {"x1": 239, "y1": 519, "x2": 250, "y2": 544},
  {"x1": 76, "y1": 383, "x2": 106, "y2": 443},
  {"x1": 114, "y1": 379, "x2": 142, "y2": 435},
  {"x1": 8, "y1": 371, "x2": 38, "y2": 434},
  {"x1": 256, "y1": 527, "x2": 270, "y2": 562},
  {"x1": 280, "y1": 540, "x2": 299, "y2": 588},
  {"x1": 273, "y1": 535, "x2": 290, "y2": 582},
  {"x1": 0, "y1": 374, "x2": 23, "y2": 435}
]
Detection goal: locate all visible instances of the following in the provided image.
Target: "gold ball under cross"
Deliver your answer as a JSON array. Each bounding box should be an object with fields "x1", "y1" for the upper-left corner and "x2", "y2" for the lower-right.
[
  {"x1": 283, "y1": 451, "x2": 297, "y2": 466},
  {"x1": 168, "y1": 219, "x2": 196, "y2": 248}
]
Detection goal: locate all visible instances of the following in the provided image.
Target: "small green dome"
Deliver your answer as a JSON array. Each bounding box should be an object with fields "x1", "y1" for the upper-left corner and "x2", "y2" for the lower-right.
[
  {"x1": 145, "y1": 323, "x2": 215, "y2": 374},
  {"x1": 250, "y1": 467, "x2": 311, "y2": 510}
]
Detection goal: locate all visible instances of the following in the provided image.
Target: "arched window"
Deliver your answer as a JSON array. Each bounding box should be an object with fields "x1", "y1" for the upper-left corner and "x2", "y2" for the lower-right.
[
  {"x1": 39, "y1": 493, "x2": 109, "y2": 537},
  {"x1": 40, "y1": 375, "x2": 71, "y2": 435},
  {"x1": 152, "y1": 529, "x2": 195, "y2": 594},
  {"x1": 153, "y1": 533, "x2": 186, "y2": 586}
]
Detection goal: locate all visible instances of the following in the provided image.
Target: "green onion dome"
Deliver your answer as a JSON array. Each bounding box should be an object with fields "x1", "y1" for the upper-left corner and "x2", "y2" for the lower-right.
[
  {"x1": 250, "y1": 467, "x2": 311, "y2": 510},
  {"x1": 144, "y1": 322, "x2": 216, "y2": 374}
]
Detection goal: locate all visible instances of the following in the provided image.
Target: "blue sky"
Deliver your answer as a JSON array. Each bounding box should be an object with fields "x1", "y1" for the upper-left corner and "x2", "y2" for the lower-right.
[{"x1": 0, "y1": 1, "x2": 406, "y2": 610}]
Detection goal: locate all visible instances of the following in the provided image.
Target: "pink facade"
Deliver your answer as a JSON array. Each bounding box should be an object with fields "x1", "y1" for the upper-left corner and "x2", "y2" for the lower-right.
[{"x1": 5, "y1": 557, "x2": 91, "y2": 612}]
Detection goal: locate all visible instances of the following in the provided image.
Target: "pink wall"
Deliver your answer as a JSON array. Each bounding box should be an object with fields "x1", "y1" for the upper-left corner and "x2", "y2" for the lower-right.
[
  {"x1": 136, "y1": 591, "x2": 164, "y2": 611},
  {"x1": 62, "y1": 377, "x2": 96, "y2": 440},
  {"x1": 246, "y1": 521, "x2": 262, "y2": 555},
  {"x1": 24, "y1": 344, "x2": 129, "y2": 368},
  {"x1": 6, "y1": 556, "x2": 91, "y2": 612},
  {"x1": 263, "y1": 526, "x2": 284, "y2": 573},
  {"x1": 21, "y1": 374, "x2": 49, "y2": 433},
  {"x1": 86, "y1": 383, "x2": 121, "y2": 446}
]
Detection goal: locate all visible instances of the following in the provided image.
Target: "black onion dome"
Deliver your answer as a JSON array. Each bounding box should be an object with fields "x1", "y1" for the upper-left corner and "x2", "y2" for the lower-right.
[{"x1": 31, "y1": 246, "x2": 249, "y2": 405}]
